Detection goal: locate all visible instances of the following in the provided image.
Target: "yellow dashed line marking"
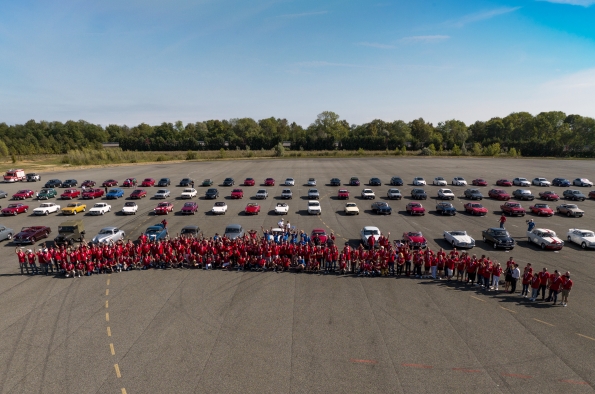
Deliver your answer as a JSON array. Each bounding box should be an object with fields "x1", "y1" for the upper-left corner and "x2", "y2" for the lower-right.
[
  {"x1": 577, "y1": 333, "x2": 595, "y2": 341},
  {"x1": 470, "y1": 296, "x2": 485, "y2": 302},
  {"x1": 114, "y1": 364, "x2": 121, "y2": 378},
  {"x1": 107, "y1": 278, "x2": 110, "y2": 286},
  {"x1": 500, "y1": 306, "x2": 517, "y2": 314},
  {"x1": 121, "y1": 389, "x2": 127, "y2": 394},
  {"x1": 107, "y1": 327, "x2": 111, "y2": 337},
  {"x1": 106, "y1": 313, "x2": 110, "y2": 322},
  {"x1": 106, "y1": 300, "x2": 109, "y2": 308},
  {"x1": 110, "y1": 343, "x2": 115, "y2": 355},
  {"x1": 533, "y1": 318, "x2": 554, "y2": 327},
  {"x1": 106, "y1": 289, "x2": 109, "y2": 296}
]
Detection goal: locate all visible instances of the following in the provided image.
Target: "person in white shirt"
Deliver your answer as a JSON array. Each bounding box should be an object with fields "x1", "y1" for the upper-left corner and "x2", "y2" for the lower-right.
[{"x1": 510, "y1": 264, "x2": 521, "y2": 294}]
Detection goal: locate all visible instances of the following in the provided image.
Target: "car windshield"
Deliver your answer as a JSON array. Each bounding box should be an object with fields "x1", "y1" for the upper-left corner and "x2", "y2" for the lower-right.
[
  {"x1": 535, "y1": 204, "x2": 547, "y2": 208},
  {"x1": 160, "y1": 179, "x2": 168, "y2": 182},
  {"x1": 226, "y1": 228, "x2": 240, "y2": 233},
  {"x1": 184, "y1": 203, "x2": 194, "y2": 207},
  {"x1": 184, "y1": 189, "x2": 194, "y2": 192},
  {"x1": 277, "y1": 203, "x2": 286, "y2": 207},
  {"x1": 339, "y1": 190, "x2": 348, "y2": 193},
  {"x1": 109, "y1": 189, "x2": 119, "y2": 193},
  {"x1": 309, "y1": 202, "x2": 319, "y2": 206},
  {"x1": 283, "y1": 190, "x2": 291, "y2": 193},
  {"x1": 214, "y1": 202, "x2": 225, "y2": 207},
  {"x1": 408, "y1": 232, "x2": 422, "y2": 237},
  {"x1": 99, "y1": 229, "x2": 113, "y2": 234},
  {"x1": 493, "y1": 230, "x2": 508, "y2": 236},
  {"x1": 451, "y1": 231, "x2": 466, "y2": 236},
  {"x1": 346, "y1": 203, "x2": 356, "y2": 207},
  {"x1": 442, "y1": 189, "x2": 452, "y2": 193},
  {"x1": 582, "y1": 232, "x2": 594, "y2": 237},
  {"x1": 157, "y1": 190, "x2": 167, "y2": 194},
  {"x1": 132, "y1": 190, "x2": 142, "y2": 193},
  {"x1": 41, "y1": 189, "x2": 50, "y2": 193},
  {"x1": 7, "y1": 204, "x2": 18, "y2": 208},
  {"x1": 124, "y1": 202, "x2": 135, "y2": 206},
  {"x1": 257, "y1": 190, "x2": 266, "y2": 193},
  {"x1": 144, "y1": 179, "x2": 152, "y2": 182},
  {"x1": 411, "y1": 203, "x2": 420, "y2": 207},
  {"x1": 157, "y1": 203, "x2": 169, "y2": 207},
  {"x1": 233, "y1": 189, "x2": 242, "y2": 193},
  {"x1": 40, "y1": 204, "x2": 51, "y2": 207},
  {"x1": 146, "y1": 228, "x2": 160, "y2": 234},
  {"x1": 436, "y1": 177, "x2": 444, "y2": 180},
  {"x1": 312, "y1": 231, "x2": 325, "y2": 235},
  {"x1": 67, "y1": 204, "x2": 77, "y2": 207},
  {"x1": 363, "y1": 189, "x2": 372, "y2": 193},
  {"x1": 364, "y1": 229, "x2": 380, "y2": 236},
  {"x1": 566, "y1": 205, "x2": 578, "y2": 208},
  {"x1": 207, "y1": 189, "x2": 217, "y2": 193},
  {"x1": 543, "y1": 231, "x2": 556, "y2": 237},
  {"x1": 17, "y1": 190, "x2": 27, "y2": 194},
  {"x1": 389, "y1": 189, "x2": 399, "y2": 193},
  {"x1": 309, "y1": 189, "x2": 318, "y2": 193},
  {"x1": 58, "y1": 226, "x2": 77, "y2": 233},
  {"x1": 509, "y1": 203, "x2": 520, "y2": 207},
  {"x1": 93, "y1": 204, "x2": 104, "y2": 208},
  {"x1": 181, "y1": 228, "x2": 195, "y2": 234}
]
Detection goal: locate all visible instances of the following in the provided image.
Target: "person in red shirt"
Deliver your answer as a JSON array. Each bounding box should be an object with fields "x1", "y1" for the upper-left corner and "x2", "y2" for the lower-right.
[
  {"x1": 491, "y1": 262, "x2": 503, "y2": 291},
  {"x1": 27, "y1": 250, "x2": 38, "y2": 275},
  {"x1": 529, "y1": 273, "x2": 541, "y2": 301},
  {"x1": 521, "y1": 267, "x2": 532, "y2": 297},
  {"x1": 547, "y1": 270, "x2": 563, "y2": 305},
  {"x1": 560, "y1": 271, "x2": 573, "y2": 307},
  {"x1": 499, "y1": 214, "x2": 506, "y2": 229},
  {"x1": 15, "y1": 247, "x2": 27, "y2": 275},
  {"x1": 538, "y1": 268, "x2": 550, "y2": 301}
]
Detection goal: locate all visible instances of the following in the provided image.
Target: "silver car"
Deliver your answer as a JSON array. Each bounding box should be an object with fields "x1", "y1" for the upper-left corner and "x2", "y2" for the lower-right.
[
  {"x1": 92, "y1": 227, "x2": 125, "y2": 244},
  {"x1": 224, "y1": 224, "x2": 244, "y2": 240},
  {"x1": 0, "y1": 225, "x2": 14, "y2": 242},
  {"x1": 154, "y1": 189, "x2": 170, "y2": 199},
  {"x1": 307, "y1": 188, "x2": 320, "y2": 199}
]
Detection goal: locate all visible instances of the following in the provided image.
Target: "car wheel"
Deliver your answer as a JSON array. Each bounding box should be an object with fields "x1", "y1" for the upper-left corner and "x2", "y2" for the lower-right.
[
  {"x1": 101, "y1": 211, "x2": 104, "y2": 215},
  {"x1": 7, "y1": 233, "x2": 12, "y2": 240},
  {"x1": 45, "y1": 211, "x2": 48, "y2": 216},
  {"x1": 567, "y1": 211, "x2": 572, "y2": 217},
  {"x1": 69, "y1": 239, "x2": 74, "y2": 246},
  {"x1": 482, "y1": 236, "x2": 487, "y2": 242},
  {"x1": 582, "y1": 242, "x2": 587, "y2": 249},
  {"x1": 541, "y1": 243, "x2": 546, "y2": 250},
  {"x1": 451, "y1": 241, "x2": 456, "y2": 247}
]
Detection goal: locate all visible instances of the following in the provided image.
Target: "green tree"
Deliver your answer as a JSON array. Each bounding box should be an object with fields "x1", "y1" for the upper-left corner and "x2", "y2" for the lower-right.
[
  {"x1": 409, "y1": 118, "x2": 434, "y2": 148},
  {"x1": 0, "y1": 140, "x2": 9, "y2": 157}
]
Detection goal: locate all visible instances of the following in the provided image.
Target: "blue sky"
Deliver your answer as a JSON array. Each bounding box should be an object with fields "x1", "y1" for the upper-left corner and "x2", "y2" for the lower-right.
[{"x1": 1, "y1": 0, "x2": 595, "y2": 127}]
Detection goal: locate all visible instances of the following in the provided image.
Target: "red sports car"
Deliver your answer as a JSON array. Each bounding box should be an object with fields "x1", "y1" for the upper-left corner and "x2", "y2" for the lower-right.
[
  {"x1": 402, "y1": 231, "x2": 427, "y2": 249},
  {"x1": 244, "y1": 202, "x2": 260, "y2": 215},
  {"x1": 154, "y1": 202, "x2": 174, "y2": 215},
  {"x1": 464, "y1": 202, "x2": 488, "y2": 215},
  {"x1": 243, "y1": 178, "x2": 255, "y2": 186},
  {"x1": 82, "y1": 188, "x2": 104, "y2": 199},
  {"x1": 529, "y1": 203, "x2": 554, "y2": 216},
  {"x1": 406, "y1": 202, "x2": 425, "y2": 215},
  {"x1": 311, "y1": 228, "x2": 328, "y2": 243},
  {"x1": 123, "y1": 178, "x2": 137, "y2": 187},
  {"x1": 141, "y1": 178, "x2": 155, "y2": 187},
  {"x1": 500, "y1": 202, "x2": 526, "y2": 216},
  {"x1": 588, "y1": 190, "x2": 595, "y2": 199},
  {"x1": 60, "y1": 189, "x2": 81, "y2": 200},
  {"x1": 102, "y1": 179, "x2": 118, "y2": 187},
  {"x1": 496, "y1": 179, "x2": 513, "y2": 187},
  {"x1": 538, "y1": 191, "x2": 559, "y2": 201},
  {"x1": 81, "y1": 180, "x2": 96, "y2": 187},
  {"x1": 13, "y1": 226, "x2": 51, "y2": 244},
  {"x1": 337, "y1": 189, "x2": 349, "y2": 199},
  {"x1": 231, "y1": 189, "x2": 244, "y2": 199},
  {"x1": 130, "y1": 189, "x2": 147, "y2": 199},
  {"x1": 472, "y1": 179, "x2": 488, "y2": 186},
  {"x1": 181, "y1": 201, "x2": 198, "y2": 215},
  {"x1": 264, "y1": 178, "x2": 275, "y2": 186},
  {"x1": 488, "y1": 189, "x2": 511, "y2": 200},
  {"x1": 2, "y1": 203, "x2": 29, "y2": 215},
  {"x1": 12, "y1": 190, "x2": 34, "y2": 200}
]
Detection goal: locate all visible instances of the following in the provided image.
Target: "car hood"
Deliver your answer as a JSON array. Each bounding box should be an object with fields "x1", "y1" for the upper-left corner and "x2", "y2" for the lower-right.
[
  {"x1": 408, "y1": 236, "x2": 426, "y2": 243},
  {"x1": 453, "y1": 234, "x2": 474, "y2": 242},
  {"x1": 542, "y1": 236, "x2": 563, "y2": 244},
  {"x1": 93, "y1": 233, "x2": 114, "y2": 243}
]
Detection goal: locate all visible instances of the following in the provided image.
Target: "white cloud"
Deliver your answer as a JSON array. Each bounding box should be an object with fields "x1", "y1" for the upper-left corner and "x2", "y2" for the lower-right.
[
  {"x1": 537, "y1": 0, "x2": 595, "y2": 6},
  {"x1": 355, "y1": 41, "x2": 395, "y2": 49},
  {"x1": 446, "y1": 7, "x2": 521, "y2": 28},
  {"x1": 400, "y1": 35, "x2": 450, "y2": 44},
  {"x1": 276, "y1": 11, "x2": 327, "y2": 18}
]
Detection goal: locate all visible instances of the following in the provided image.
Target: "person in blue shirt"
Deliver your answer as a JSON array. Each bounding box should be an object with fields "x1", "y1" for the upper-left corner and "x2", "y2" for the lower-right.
[{"x1": 527, "y1": 219, "x2": 535, "y2": 232}]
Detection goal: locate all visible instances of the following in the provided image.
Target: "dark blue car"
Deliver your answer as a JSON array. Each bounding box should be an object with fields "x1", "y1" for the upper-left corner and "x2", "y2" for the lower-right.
[
  {"x1": 371, "y1": 201, "x2": 392, "y2": 215},
  {"x1": 106, "y1": 188, "x2": 124, "y2": 199},
  {"x1": 144, "y1": 223, "x2": 168, "y2": 241},
  {"x1": 436, "y1": 202, "x2": 457, "y2": 215},
  {"x1": 552, "y1": 178, "x2": 570, "y2": 187}
]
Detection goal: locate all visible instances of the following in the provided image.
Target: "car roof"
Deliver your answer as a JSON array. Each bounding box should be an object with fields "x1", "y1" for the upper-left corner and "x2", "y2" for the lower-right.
[
  {"x1": 182, "y1": 225, "x2": 199, "y2": 230},
  {"x1": 226, "y1": 224, "x2": 242, "y2": 230},
  {"x1": 362, "y1": 226, "x2": 380, "y2": 231},
  {"x1": 100, "y1": 227, "x2": 118, "y2": 231}
]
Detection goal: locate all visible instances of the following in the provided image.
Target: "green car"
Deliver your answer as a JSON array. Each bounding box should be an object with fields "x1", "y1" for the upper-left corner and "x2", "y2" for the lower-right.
[
  {"x1": 202, "y1": 179, "x2": 213, "y2": 186},
  {"x1": 38, "y1": 188, "x2": 57, "y2": 200}
]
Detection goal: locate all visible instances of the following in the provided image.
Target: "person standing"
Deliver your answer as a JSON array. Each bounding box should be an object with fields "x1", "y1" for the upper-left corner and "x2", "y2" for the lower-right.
[
  {"x1": 538, "y1": 267, "x2": 550, "y2": 301},
  {"x1": 499, "y1": 214, "x2": 506, "y2": 229},
  {"x1": 560, "y1": 271, "x2": 573, "y2": 307},
  {"x1": 529, "y1": 273, "x2": 541, "y2": 301},
  {"x1": 521, "y1": 266, "x2": 532, "y2": 297},
  {"x1": 491, "y1": 262, "x2": 502, "y2": 291},
  {"x1": 547, "y1": 270, "x2": 563, "y2": 305},
  {"x1": 510, "y1": 264, "x2": 520, "y2": 294},
  {"x1": 527, "y1": 219, "x2": 536, "y2": 232}
]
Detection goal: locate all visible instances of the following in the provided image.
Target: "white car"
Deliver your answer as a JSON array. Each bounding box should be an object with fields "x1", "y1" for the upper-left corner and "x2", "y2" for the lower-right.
[
  {"x1": 452, "y1": 177, "x2": 467, "y2": 186},
  {"x1": 211, "y1": 201, "x2": 228, "y2": 215},
  {"x1": 361, "y1": 189, "x2": 375, "y2": 199},
  {"x1": 284, "y1": 178, "x2": 295, "y2": 186},
  {"x1": 345, "y1": 202, "x2": 360, "y2": 215},
  {"x1": 307, "y1": 178, "x2": 316, "y2": 186},
  {"x1": 92, "y1": 227, "x2": 125, "y2": 244},
  {"x1": 573, "y1": 178, "x2": 593, "y2": 187},
  {"x1": 443, "y1": 230, "x2": 475, "y2": 249},
  {"x1": 121, "y1": 201, "x2": 138, "y2": 215},
  {"x1": 567, "y1": 228, "x2": 595, "y2": 249},
  {"x1": 360, "y1": 226, "x2": 380, "y2": 244},
  {"x1": 89, "y1": 203, "x2": 111, "y2": 215},
  {"x1": 532, "y1": 177, "x2": 551, "y2": 187},
  {"x1": 281, "y1": 189, "x2": 293, "y2": 199},
  {"x1": 513, "y1": 177, "x2": 530, "y2": 187},
  {"x1": 308, "y1": 189, "x2": 320, "y2": 199},
  {"x1": 307, "y1": 200, "x2": 321, "y2": 215},
  {"x1": 154, "y1": 189, "x2": 170, "y2": 199},
  {"x1": 433, "y1": 177, "x2": 447, "y2": 186},
  {"x1": 527, "y1": 228, "x2": 564, "y2": 250},
  {"x1": 437, "y1": 188, "x2": 455, "y2": 200},
  {"x1": 180, "y1": 188, "x2": 197, "y2": 199},
  {"x1": 255, "y1": 189, "x2": 268, "y2": 199},
  {"x1": 387, "y1": 189, "x2": 402, "y2": 200},
  {"x1": 274, "y1": 202, "x2": 289, "y2": 215},
  {"x1": 413, "y1": 177, "x2": 426, "y2": 186},
  {"x1": 33, "y1": 202, "x2": 61, "y2": 215}
]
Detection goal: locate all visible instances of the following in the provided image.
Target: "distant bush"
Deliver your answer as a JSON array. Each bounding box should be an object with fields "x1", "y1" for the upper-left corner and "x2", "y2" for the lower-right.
[{"x1": 186, "y1": 150, "x2": 198, "y2": 160}]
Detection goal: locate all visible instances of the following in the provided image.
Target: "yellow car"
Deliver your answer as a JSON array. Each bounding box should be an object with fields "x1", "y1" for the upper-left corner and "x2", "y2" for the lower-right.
[{"x1": 61, "y1": 202, "x2": 86, "y2": 215}]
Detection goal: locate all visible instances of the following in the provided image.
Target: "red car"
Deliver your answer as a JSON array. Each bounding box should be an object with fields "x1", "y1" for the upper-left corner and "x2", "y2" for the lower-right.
[
  {"x1": 102, "y1": 179, "x2": 118, "y2": 187},
  {"x1": 14, "y1": 226, "x2": 51, "y2": 244},
  {"x1": 311, "y1": 228, "x2": 328, "y2": 243},
  {"x1": 130, "y1": 189, "x2": 147, "y2": 199},
  {"x1": 464, "y1": 202, "x2": 488, "y2": 215},
  {"x1": 402, "y1": 231, "x2": 427, "y2": 249},
  {"x1": 338, "y1": 189, "x2": 349, "y2": 199},
  {"x1": 2, "y1": 203, "x2": 29, "y2": 215},
  {"x1": 81, "y1": 180, "x2": 96, "y2": 187},
  {"x1": 588, "y1": 190, "x2": 595, "y2": 199},
  {"x1": 500, "y1": 202, "x2": 526, "y2": 216},
  {"x1": 12, "y1": 190, "x2": 34, "y2": 200},
  {"x1": 154, "y1": 202, "x2": 174, "y2": 215},
  {"x1": 472, "y1": 178, "x2": 488, "y2": 186},
  {"x1": 488, "y1": 189, "x2": 510, "y2": 201},
  {"x1": 244, "y1": 202, "x2": 260, "y2": 215},
  {"x1": 82, "y1": 188, "x2": 104, "y2": 199},
  {"x1": 264, "y1": 178, "x2": 275, "y2": 186},
  {"x1": 123, "y1": 178, "x2": 137, "y2": 187},
  {"x1": 231, "y1": 189, "x2": 244, "y2": 199},
  {"x1": 406, "y1": 202, "x2": 425, "y2": 215},
  {"x1": 529, "y1": 203, "x2": 554, "y2": 216},
  {"x1": 243, "y1": 178, "x2": 255, "y2": 186},
  {"x1": 181, "y1": 201, "x2": 198, "y2": 215},
  {"x1": 538, "y1": 191, "x2": 559, "y2": 201},
  {"x1": 496, "y1": 179, "x2": 513, "y2": 187},
  {"x1": 141, "y1": 178, "x2": 155, "y2": 187},
  {"x1": 60, "y1": 189, "x2": 81, "y2": 200}
]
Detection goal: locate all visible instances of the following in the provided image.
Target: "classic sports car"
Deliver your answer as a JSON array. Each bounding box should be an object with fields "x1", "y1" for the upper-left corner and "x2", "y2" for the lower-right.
[
  {"x1": 0, "y1": 191, "x2": 7, "y2": 198},
  {"x1": 158, "y1": 178, "x2": 171, "y2": 187},
  {"x1": 275, "y1": 202, "x2": 289, "y2": 215},
  {"x1": 245, "y1": 203, "x2": 261, "y2": 215},
  {"x1": 311, "y1": 229, "x2": 328, "y2": 243},
  {"x1": 338, "y1": 189, "x2": 350, "y2": 199},
  {"x1": 123, "y1": 178, "x2": 137, "y2": 187},
  {"x1": 371, "y1": 201, "x2": 392, "y2": 215},
  {"x1": 211, "y1": 202, "x2": 228, "y2": 215},
  {"x1": 106, "y1": 188, "x2": 125, "y2": 199},
  {"x1": 264, "y1": 178, "x2": 275, "y2": 186},
  {"x1": 92, "y1": 227, "x2": 125, "y2": 244},
  {"x1": 349, "y1": 177, "x2": 360, "y2": 186},
  {"x1": 201, "y1": 179, "x2": 213, "y2": 187},
  {"x1": 121, "y1": 201, "x2": 138, "y2": 215},
  {"x1": 154, "y1": 202, "x2": 174, "y2": 215},
  {"x1": 573, "y1": 178, "x2": 593, "y2": 187},
  {"x1": 512, "y1": 189, "x2": 535, "y2": 201},
  {"x1": 308, "y1": 178, "x2": 317, "y2": 186},
  {"x1": 179, "y1": 178, "x2": 193, "y2": 187},
  {"x1": 433, "y1": 176, "x2": 448, "y2": 186},
  {"x1": 437, "y1": 188, "x2": 455, "y2": 200},
  {"x1": 230, "y1": 189, "x2": 244, "y2": 199},
  {"x1": 562, "y1": 190, "x2": 586, "y2": 201},
  {"x1": 180, "y1": 188, "x2": 197, "y2": 199},
  {"x1": 37, "y1": 188, "x2": 57, "y2": 200},
  {"x1": 244, "y1": 178, "x2": 255, "y2": 186},
  {"x1": 89, "y1": 203, "x2": 111, "y2": 215},
  {"x1": 566, "y1": 229, "x2": 595, "y2": 249},
  {"x1": 284, "y1": 178, "x2": 295, "y2": 186},
  {"x1": 556, "y1": 204, "x2": 584, "y2": 217},
  {"x1": 33, "y1": 202, "x2": 61, "y2": 215},
  {"x1": 205, "y1": 188, "x2": 219, "y2": 199},
  {"x1": 406, "y1": 202, "x2": 425, "y2": 215},
  {"x1": 181, "y1": 225, "x2": 201, "y2": 236},
  {"x1": 255, "y1": 189, "x2": 268, "y2": 199},
  {"x1": 307, "y1": 189, "x2": 320, "y2": 199},
  {"x1": 464, "y1": 202, "x2": 488, "y2": 216},
  {"x1": 223, "y1": 178, "x2": 235, "y2": 186},
  {"x1": 144, "y1": 224, "x2": 168, "y2": 241},
  {"x1": 281, "y1": 189, "x2": 293, "y2": 199},
  {"x1": 130, "y1": 189, "x2": 147, "y2": 199},
  {"x1": 330, "y1": 178, "x2": 341, "y2": 186},
  {"x1": 81, "y1": 180, "x2": 96, "y2": 187},
  {"x1": 13, "y1": 226, "x2": 51, "y2": 245},
  {"x1": 488, "y1": 189, "x2": 510, "y2": 200},
  {"x1": 527, "y1": 228, "x2": 564, "y2": 250},
  {"x1": 307, "y1": 200, "x2": 321, "y2": 215},
  {"x1": 387, "y1": 189, "x2": 402, "y2": 200},
  {"x1": 102, "y1": 179, "x2": 118, "y2": 187},
  {"x1": 532, "y1": 177, "x2": 551, "y2": 187},
  {"x1": 472, "y1": 179, "x2": 488, "y2": 186},
  {"x1": 62, "y1": 179, "x2": 78, "y2": 188},
  {"x1": 141, "y1": 178, "x2": 155, "y2": 187},
  {"x1": 452, "y1": 177, "x2": 467, "y2": 186},
  {"x1": 361, "y1": 189, "x2": 375, "y2": 199},
  {"x1": 539, "y1": 191, "x2": 559, "y2": 201},
  {"x1": 61, "y1": 202, "x2": 86, "y2": 215},
  {"x1": 154, "y1": 189, "x2": 170, "y2": 199},
  {"x1": 500, "y1": 202, "x2": 526, "y2": 216},
  {"x1": 2, "y1": 203, "x2": 29, "y2": 215},
  {"x1": 345, "y1": 202, "x2": 359, "y2": 215},
  {"x1": 412, "y1": 177, "x2": 426, "y2": 186},
  {"x1": 443, "y1": 230, "x2": 475, "y2": 249},
  {"x1": 181, "y1": 201, "x2": 198, "y2": 215},
  {"x1": 529, "y1": 203, "x2": 554, "y2": 216},
  {"x1": 82, "y1": 188, "x2": 104, "y2": 199},
  {"x1": 360, "y1": 226, "x2": 380, "y2": 245},
  {"x1": 552, "y1": 178, "x2": 571, "y2": 187},
  {"x1": 464, "y1": 189, "x2": 483, "y2": 200},
  {"x1": 60, "y1": 189, "x2": 80, "y2": 200},
  {"x1": 45, "y1": 179, "x2": 62, "y2": 188},
  {"x1": 496, "y1": 179, "x2": 513, "y2": 187},
  {"x1": 12, "y1": 190, "x2": 34, "y2": 200},
  {"x1": 390, "y1": 177, "x2": 404, "y2": 186},
  {"x1": 410, "y1": 189, "x2": 427, "y2": 200},
  {"x1": 512, "y1": 177, "x2": 531, "y2": 187},
  {"x1": 436, "y1": 202, "x2": 457, "y2": 215},
  {"x1": 481, "y1": 228, "x2": 515, "y2": 249},
  {"x1": 402, "y1": 231, "x2": 427, "y2": 249},
  {"x1": 0, "y1": 225, "x2": 14, "y2": 242}
]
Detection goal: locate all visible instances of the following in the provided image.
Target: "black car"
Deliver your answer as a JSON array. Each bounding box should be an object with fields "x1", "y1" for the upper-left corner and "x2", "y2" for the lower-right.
[
  {"x1": 436, "y1": 202, "x2": 457, "y2": 215},
  {"x1": 481, "y1": 228, "x2": 515, "y2": 249},
  {"x1": 26, "y1": 173, "x2": 40, "y2": 182},
  {"x1": 45, "y1": 179, "x2": 62, "y2": 188},
  {"x1": 62, "y1": 179, "x2": 78, "y2": 188},
  {"x1": 179, "y1": 178, "x2": 193, "y2": 187},
  {"x1": 180, "y1": 225, "x2": 201, "y2": 236},
  {"x1": 205, "y1": 188, "x2": 219, "y2": 199},
  {"x1": 464, "y1": 188, "x2": 483, "y2": 200},
  {"x1": 371, "y1": 201, "x2": 392, "y2": 215},
  {"x1": 562, "y1": 189, "x2": 586, "y2": 201},
  {"x1": 330, "y1": 178, "x2": 341, "y2": 186},
  {"x1": 349, "y1": 177, "x2": 360, "y2": 186},
  {"x1": 223, "y1": 178, "x2": 234, "y2": 186},
  {"x1": 552, "y1": 178, "x2": 571, "y2": 187},
  {"x1": 158, "y1": 178, "x2": 171, "y2": 187},
  {"x1": 411, "y1": 189, "x2": 427, "y2": 200},
  {"x1": 369, "y1": 177, "x2": 382, "y2": 186},
  {"x1": 390, "y1": 177, "x2": 403, "y2": 186}
]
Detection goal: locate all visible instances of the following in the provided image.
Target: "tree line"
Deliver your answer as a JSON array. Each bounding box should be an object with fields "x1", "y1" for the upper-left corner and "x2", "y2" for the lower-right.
[{"x1": 1, "y1": 111, "x2": 594, "y2": 157}]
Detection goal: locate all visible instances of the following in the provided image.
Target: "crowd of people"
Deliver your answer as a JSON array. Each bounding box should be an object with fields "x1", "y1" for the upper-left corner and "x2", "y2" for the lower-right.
[{"x1": 14, "y1": 221, "x2": 574, "y2": 307}]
